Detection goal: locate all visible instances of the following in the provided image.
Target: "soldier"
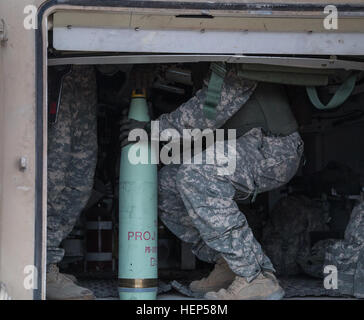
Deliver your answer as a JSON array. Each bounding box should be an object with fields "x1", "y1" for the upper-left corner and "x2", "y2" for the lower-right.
[
  {"x1": 324, "y1": 200, "x2": 364, "y2": 298},
  {"x1": 120, "y1": 63, "x2": 304, "y2": 300},
  {"x1": 298, "y1": 200, "x2": 364, "y2": 298},
  {"x1": 47, "y1": 66, "x2": 98, "y2": 300}
]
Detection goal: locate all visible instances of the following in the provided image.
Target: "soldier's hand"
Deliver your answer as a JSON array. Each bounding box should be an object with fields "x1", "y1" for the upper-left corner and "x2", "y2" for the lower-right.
[{"x1": 120, "y1": 117, "x2": 149, "y2": 148}]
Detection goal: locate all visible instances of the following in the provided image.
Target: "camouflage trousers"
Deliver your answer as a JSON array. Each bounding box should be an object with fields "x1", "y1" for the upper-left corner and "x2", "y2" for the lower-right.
[
  {"x1": 159, "y1": 127, "x2": 304, "y2": 282},
  {"x1": 47, "y1": 66, "x2": 98, "y2": 265}
]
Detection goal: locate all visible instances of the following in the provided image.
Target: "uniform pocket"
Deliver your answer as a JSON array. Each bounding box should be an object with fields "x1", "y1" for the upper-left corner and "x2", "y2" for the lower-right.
[{"x1": 254, "y1": 141, "x2": 302, "y2": 193}]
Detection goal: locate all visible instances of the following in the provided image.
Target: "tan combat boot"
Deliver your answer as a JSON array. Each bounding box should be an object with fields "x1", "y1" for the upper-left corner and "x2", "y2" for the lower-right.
[
  {"x1": 205, "y1": 272, "x2": 285, "y2": 300},
  {"x1": 189, "y1": 257, "x2": 235, "y2": 294},
  {"x1": 46, "y1": 264, "x2": 95, "y2": 300},
  {"x1": 63, "y1": 273, "x2": 77, "y2": 283}
]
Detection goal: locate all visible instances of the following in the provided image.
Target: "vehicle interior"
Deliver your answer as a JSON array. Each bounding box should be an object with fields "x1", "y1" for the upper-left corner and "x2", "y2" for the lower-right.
[{"x1": 45, "y1": 8, "x2": 364, "y2": 300}]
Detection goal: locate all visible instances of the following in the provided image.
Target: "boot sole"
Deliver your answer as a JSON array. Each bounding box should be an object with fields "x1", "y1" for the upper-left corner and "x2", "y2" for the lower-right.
[
  {"x1": 240, "y1": 288, "x2": 286, "y2": 300},
  {"x1": 205, "y1": 288, "x2": 285, "y2": 300},
  {"x1": 190, "y1": 283, "x2": 232, "y2": 294},
  {"x1": 262, "y1": 288, "x2": 285, "y2": 300}
]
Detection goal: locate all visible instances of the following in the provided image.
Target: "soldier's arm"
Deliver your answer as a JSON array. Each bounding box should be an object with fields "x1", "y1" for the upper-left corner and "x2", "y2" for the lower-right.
[{"x1": 157, "y1": 70, "x2": 257, "y2": 135}]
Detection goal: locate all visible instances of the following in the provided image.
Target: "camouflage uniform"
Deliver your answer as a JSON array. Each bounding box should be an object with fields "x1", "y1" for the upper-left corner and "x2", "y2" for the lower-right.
[
  {"x1": 324, "y1": 201, "x2": 364, "y2": 297},
  {"x1": 297, "y1": 201, "x2": 364, "y2": 297},
  {"x1": 297, "y1": 239, "x2": 336, "y2": 279},
  {"x1": 262, "y1": 195, "x2": 330, "y2": 276},
  {"x1": 158, "y1": 68, "x2": 304, "y2": 282},
  {"x1": 47, "y1": 66, "x2": 98, "y2": 266}
]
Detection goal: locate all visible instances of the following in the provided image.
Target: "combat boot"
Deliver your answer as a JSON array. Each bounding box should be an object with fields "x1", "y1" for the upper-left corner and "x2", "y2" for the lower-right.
[
  {"x1": 189, "y1": 257, "x2": 235, "y2": 294},
  {"x1": 63, "y1": 273, "x2": 77, "y2": 283},
  {"x1": 205, "y1": 272, "x2": 285, "y2": 300},
  {"x1": 46, "y1": 264, "x2": 95, "y2": 300}
]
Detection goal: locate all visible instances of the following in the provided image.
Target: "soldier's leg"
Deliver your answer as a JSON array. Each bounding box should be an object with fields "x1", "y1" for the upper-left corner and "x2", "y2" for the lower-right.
[
  {"x1": 176, "y1": 163, "x2": 273, "y2": 282},
  {"x1": 175, "y1": 128, "x2": 303, "y2": 282},
  {"x1": 64, "y1": 66, "x2": 98, "y2": 239},
  {"x1": 159, "y1": 164, "x2": 219, "y2": 263},
  {"x1": 47, "y1": 72, "x2": 73, "y2": 265},
  {"x1": 47, "y1": 66, "x2": 98, "y2": 266}
]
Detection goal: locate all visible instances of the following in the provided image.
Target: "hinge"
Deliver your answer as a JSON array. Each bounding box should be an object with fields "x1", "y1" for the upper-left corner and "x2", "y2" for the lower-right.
[{"x1": 0, "y1": 19, "x2": 8, "y2": 42}]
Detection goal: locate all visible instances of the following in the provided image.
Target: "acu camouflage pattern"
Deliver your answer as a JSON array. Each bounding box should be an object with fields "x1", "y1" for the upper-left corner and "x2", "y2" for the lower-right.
[
  {"x1": 295, "y1": 200, "x2": 364, "y2": 298},
  {"x1": 324, "y1": 201, "x2": 364, "y2": 298},
  {"x1": 297, "y1": 239, "x2": 336, "y2": 279},
  {"x1": 261, "y1": 195, "x2": 330, "y2": 276},
  {"x1": 157, "y1": 67, "x2": 257, "y2": 134},
  {"x1": 158, "y1": 67, "x2": 304, "y2": 282},
  {"x1": 47, "y1": 65, "x2": 98, "y2": 265}
]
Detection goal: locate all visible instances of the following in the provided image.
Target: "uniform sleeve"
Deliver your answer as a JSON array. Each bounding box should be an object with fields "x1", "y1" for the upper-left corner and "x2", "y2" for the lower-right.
[{"x1": 157, "y1": 68, "x2": 257, "y2": 135}]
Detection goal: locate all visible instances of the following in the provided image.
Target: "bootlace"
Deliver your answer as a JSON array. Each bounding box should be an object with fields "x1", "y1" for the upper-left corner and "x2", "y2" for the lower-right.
[
  {"x1": 48, "y1": 264, "x2": 59, "y2": 276},
  {"x1": 48, "y1": 264, "x2": 73, "y2": 284},
  {"x1": 227, "y1": 276, "x2": 247, "y2": 294},
  {"x1": 206, "y1": 258, "x2": 226, "y2": 278}
]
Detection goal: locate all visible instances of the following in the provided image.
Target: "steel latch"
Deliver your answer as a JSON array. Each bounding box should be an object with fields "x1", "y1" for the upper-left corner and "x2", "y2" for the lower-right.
[{"x1": 0, "y1": 19, "x2": 8, "y2": 42}]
